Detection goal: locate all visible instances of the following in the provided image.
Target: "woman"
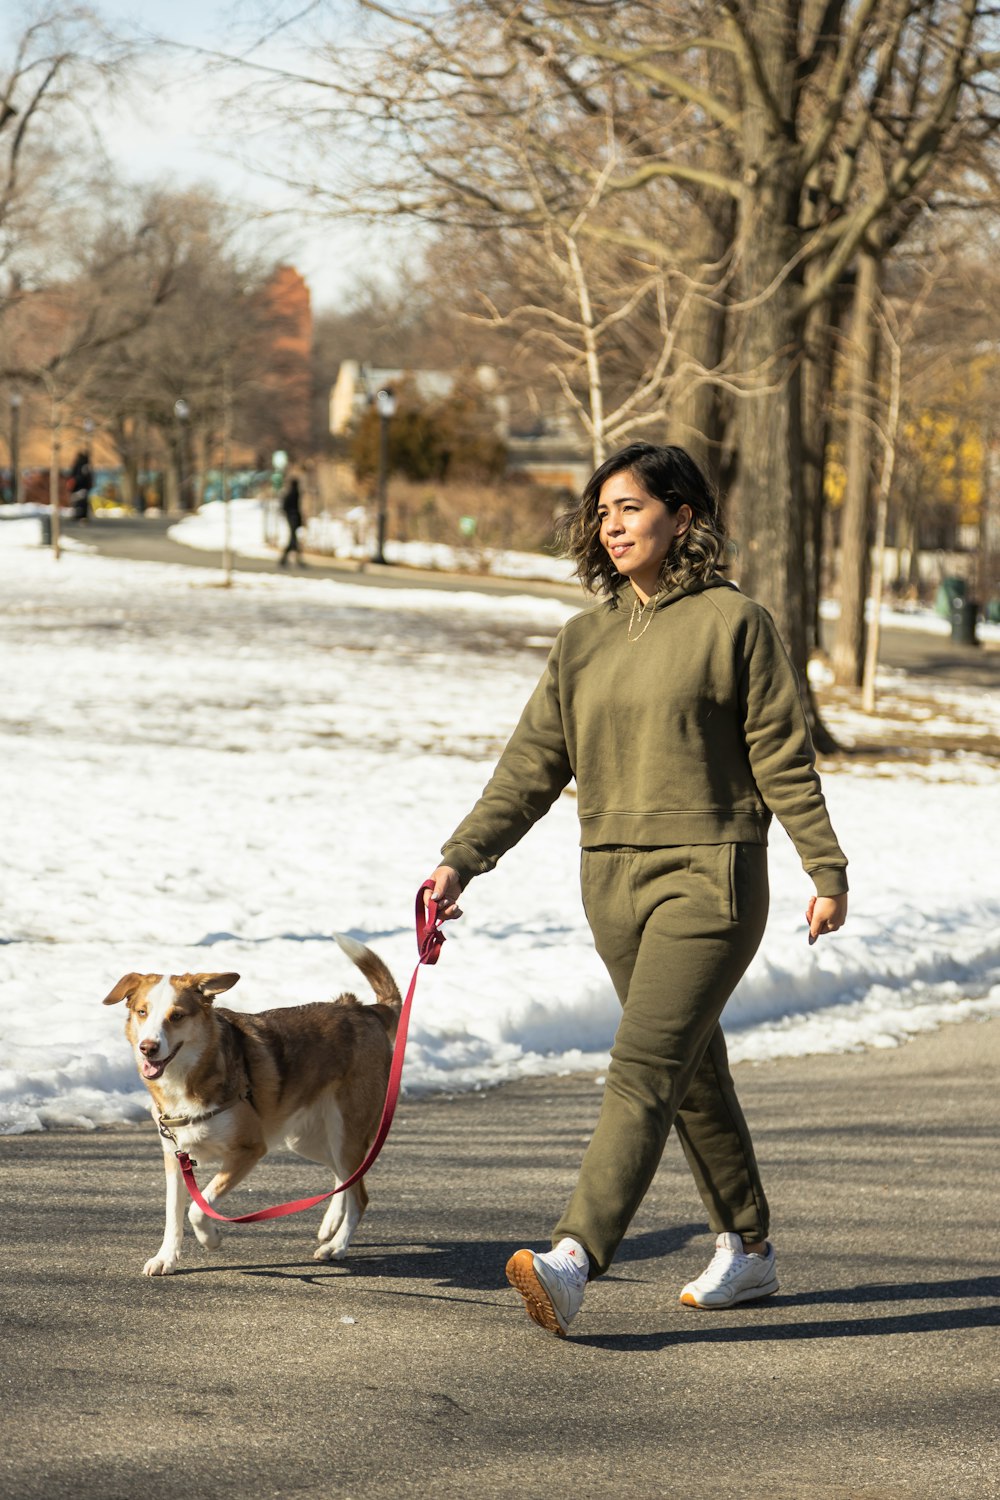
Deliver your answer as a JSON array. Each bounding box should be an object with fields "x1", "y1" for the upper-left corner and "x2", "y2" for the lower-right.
[{"x1": 425, "y1": 442, "x2": 848, "y2": 1337}]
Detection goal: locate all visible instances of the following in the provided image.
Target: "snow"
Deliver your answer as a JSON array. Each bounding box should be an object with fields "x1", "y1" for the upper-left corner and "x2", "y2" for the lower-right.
[
  {"x1": 820, "y1": 592, "x2": 1000, "y2": 644},
  {"x1": 1, "y1": 510, "x2": 999, "y2": 1135},
  {"x1": 169, "y1": 497, "x2": 581, "y2": 585}
]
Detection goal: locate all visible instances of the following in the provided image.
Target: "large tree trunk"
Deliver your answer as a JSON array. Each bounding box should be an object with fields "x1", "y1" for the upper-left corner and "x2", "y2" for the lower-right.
[
  {"x1": 732, "y1": 0, "x2": 835, "y2": 750},
  {"x1": 735, "y1": 268, "x2": 808, "y2": 673},
  {"x1": 732, "y1": 7, "x2": 805, "y2": 659},
  {"x1": 111, "y1": 415, "x2": 140, "y2": 508},
  {"x1": 666, "y1": 159, "x2": 736, "y2": 481},
  {"x1": 666, "y1": 229, "x2": 732, "y2": 481},
  {"x1": 667, "y1": 45, "x2": 737, "y2": 485},
  {"x1": 832, "y1": 251, "x2": 880, "y2": 686}
]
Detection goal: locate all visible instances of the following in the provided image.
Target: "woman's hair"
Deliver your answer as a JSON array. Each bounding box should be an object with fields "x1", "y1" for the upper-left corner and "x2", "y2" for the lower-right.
[{"x1": 557, "y1": 442, "x2": 727, "y2": 601}]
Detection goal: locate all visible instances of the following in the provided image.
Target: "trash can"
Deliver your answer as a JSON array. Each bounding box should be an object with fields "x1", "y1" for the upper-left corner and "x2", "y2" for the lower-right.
[
  {"x1": 951, "y1": 597, "x2": 979, "y2": 646},
  {"x1": 935, "y1": 576, "x2": 965, "y2": 618},
  {"x1": 39, "y1": 514, "x2": 52, "y2": 546}
]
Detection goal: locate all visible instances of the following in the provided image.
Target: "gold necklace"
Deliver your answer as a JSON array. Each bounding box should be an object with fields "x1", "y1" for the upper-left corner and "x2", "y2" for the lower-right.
[{"x1": 627, "y1": 590, "x2": 659, "y2": 643}]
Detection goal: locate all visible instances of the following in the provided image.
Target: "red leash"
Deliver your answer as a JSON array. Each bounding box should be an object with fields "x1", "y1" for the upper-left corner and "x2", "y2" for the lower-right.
[{"x1": 175, "y1": 882, "x2": 444, "y2": 1223}]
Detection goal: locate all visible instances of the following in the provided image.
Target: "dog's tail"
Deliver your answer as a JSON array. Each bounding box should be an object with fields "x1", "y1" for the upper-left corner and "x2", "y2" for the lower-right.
[{"x1": 334, "y1": 935, "x2": 403, "y2": 1026}]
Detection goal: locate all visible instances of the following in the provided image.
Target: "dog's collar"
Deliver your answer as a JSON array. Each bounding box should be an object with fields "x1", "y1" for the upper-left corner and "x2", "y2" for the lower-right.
[{"x1": 157, "y1": 1093, "x2": 248, "y2": 1143}]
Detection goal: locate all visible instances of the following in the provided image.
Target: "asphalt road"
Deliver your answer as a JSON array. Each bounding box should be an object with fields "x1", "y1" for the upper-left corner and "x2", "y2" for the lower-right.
[
  {"x1": 2, "y1": 1018, "x2": 998, "y2": 1500},
  {"x1": 50, "y1": 513, "x2": 1000, "y2": 689}
]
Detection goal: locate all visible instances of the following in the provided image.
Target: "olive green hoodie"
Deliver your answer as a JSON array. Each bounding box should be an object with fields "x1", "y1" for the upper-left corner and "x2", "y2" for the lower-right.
[{"x1": 441, "y1": 578, "x2": 848, "y2": 898}]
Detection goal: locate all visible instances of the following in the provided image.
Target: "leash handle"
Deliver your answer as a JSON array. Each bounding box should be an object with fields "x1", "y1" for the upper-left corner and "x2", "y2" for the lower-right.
[
  {"x1": 176, "y1": 883, "x2": 445, "y2": 1224},
  {"x1": 415, "y1": 877, "x2": 445, "y2": 966}
]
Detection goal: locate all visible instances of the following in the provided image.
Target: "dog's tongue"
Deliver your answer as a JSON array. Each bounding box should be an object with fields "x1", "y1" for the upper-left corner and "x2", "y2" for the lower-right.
[{"x1": 141, "y1": 1057, "x2": 164, "y2": 1079}]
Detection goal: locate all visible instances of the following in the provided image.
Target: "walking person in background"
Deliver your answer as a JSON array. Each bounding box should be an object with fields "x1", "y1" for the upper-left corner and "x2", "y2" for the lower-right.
[
  {"x1": 425, "y1": 442, "x2": 849, "y2": 1337},
  {"x1": 279, "y1": 473, "x2": 305, "y2": 567},
  {"x1": 69, "y1": 450, "x2": 94, "y2": 521}
]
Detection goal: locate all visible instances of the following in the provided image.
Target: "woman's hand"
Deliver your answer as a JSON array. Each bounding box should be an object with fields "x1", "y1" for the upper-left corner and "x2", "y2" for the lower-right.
[
  {"x1": 425, "y1": 864, "x2": 464, "y2": 921},
  {"x1": 806, "y1": 892, "x2": 848, "y2": 945}
]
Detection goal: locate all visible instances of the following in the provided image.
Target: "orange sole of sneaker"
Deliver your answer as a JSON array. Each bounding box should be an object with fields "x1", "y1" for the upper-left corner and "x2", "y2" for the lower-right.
[
  {"x1": 505, "y1": 1250, "x2": 567, "y2": 1337},
  {"x1": 679, "y1": 1280, "x2": 779, "y2": 1309}
]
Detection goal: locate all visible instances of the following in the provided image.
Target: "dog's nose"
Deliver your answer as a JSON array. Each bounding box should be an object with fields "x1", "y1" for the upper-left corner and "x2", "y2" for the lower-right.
[{"x1": 139, "y1": 1039, "x2": 159, "y2": 1057}]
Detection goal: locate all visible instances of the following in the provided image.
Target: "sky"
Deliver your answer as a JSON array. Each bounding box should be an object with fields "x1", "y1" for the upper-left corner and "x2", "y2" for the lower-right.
[
  {"x1": 1, "y1": 505, "x2": 999, "y2": 1136},
  {"x1": 93, "y1": 1, "x2": 379, "y2": 311}
]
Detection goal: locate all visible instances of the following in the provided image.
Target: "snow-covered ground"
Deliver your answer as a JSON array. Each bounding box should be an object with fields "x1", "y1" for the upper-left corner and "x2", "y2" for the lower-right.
[
  {"x1": 169, "y1": 497, "x2": 581, "y2": 585},
  {"x1": 2, "y1": 511, "x2": 999, "y2": 1135},
  {"x1": 171, "y1": 497, "x2": 1000, "y2": 635}
]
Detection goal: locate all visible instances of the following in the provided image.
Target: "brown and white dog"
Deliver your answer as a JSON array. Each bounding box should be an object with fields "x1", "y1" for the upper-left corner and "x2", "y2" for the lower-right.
[{"x1": 104, "y1": 936, "x2": 401, "y2": 1276}]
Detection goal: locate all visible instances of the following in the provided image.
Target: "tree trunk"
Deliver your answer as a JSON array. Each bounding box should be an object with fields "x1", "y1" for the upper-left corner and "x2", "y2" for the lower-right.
[
  {"x1": 732, "y1": 5, "x2": 806, "y2": 668},
  {"x1": 666, "y1": 42, "x2": 737, "y2": 486},
  {"x1": 735, "y1": 264, "x2": 808, "y2": 676},
  {"x1": 732, "y1": 0, "x2": 836, "y2": 749},
  {"x1": 800, "y1": 297, "x2": 829, "y2": 657},
  {"x1": 800, "y1": 282, "x2": 845, "y2": 660},
  {"x1": 832, "y1": 251, "x2": 880, "y2": 687},
  {"x1": 666, "y1": 204, "x2": 735, "y2": 481},
  {"x1": 110, "y1": 415, "x2": 137, "y2": 507}
]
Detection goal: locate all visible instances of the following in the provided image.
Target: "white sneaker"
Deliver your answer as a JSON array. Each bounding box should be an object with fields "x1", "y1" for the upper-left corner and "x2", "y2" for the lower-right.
[
  {"x1": 679, "y1": 1232, "x2": 778, "y2": 1309},
  {"x1": 506, "y1": 1238, "x2": 589, "y2": 1336}
]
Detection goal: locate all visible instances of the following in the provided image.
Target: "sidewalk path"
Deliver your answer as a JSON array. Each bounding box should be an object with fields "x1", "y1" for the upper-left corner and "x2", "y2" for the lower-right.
[{"x1": 3, "y1": 1017, "x2": 998, "y2": 1499}]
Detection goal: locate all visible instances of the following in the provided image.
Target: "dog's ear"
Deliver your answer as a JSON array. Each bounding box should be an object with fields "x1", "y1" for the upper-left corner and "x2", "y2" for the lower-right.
[
  {"x1": 193, "y1": 972, "x2": 240, "y2": 999},
  {"x1": 102, "y1": 973, "x2": 147, "y2": 1006}
]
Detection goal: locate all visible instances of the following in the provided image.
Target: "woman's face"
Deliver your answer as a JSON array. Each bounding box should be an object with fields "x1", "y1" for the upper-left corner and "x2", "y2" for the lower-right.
[{"x1": 596, "y1": 470, "x2": 692, "y2": 600}]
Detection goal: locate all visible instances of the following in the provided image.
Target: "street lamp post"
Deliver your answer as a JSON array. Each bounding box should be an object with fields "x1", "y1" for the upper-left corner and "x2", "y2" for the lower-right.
[
  {"x1": 8, "y1": 392, "x2": 22, "y2": 505},
  {"x1": 373, "y1": 387, "x2": 396, "y2": 566},
  {"x1": 81, "y1": 415, "x2": 96, "y2": 519},
  {"x1": 221, "y1": 366, "x2": 233, "y2": 586},
  {"x1": 173, "y1": 398, "x2": 190, "y2": 513},
  {"x1": 48, "y1": 386, "x2": 63, "y2": 560}
]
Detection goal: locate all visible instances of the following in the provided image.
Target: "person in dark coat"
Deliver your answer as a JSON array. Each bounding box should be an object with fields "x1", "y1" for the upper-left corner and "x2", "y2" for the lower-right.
[
  {"x1": 279, "y1": 475, "x2": 305, "y2": 567},
  {"x1": 70, "y1": 450, "x2": 94, "y2": 521}
]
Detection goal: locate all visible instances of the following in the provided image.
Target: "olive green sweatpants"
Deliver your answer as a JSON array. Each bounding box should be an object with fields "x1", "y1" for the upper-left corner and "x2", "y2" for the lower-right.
[{"x1": 553, "y1": 844, "x2": 771, "y2": 1278}]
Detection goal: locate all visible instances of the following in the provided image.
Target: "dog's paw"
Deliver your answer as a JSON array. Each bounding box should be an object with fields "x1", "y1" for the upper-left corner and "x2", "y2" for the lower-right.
[
  {"x1": 143, "y1": 1253, "x2": 179, "y2": 1276},
  {"x1": 189, "y1": 1207, "x2": 223, "y2": 1250},
  {"x1": 313, "y1": 1241, "x2": 350, "y2": 1262}
]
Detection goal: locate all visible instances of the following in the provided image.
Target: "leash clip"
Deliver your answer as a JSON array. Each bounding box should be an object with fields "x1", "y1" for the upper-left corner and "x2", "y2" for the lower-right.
[{"x1": 158, "y1": 1117, "x2": 178, "y2": 1145}]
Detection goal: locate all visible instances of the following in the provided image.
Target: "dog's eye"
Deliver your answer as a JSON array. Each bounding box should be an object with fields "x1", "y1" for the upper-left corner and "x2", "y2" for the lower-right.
[
  {"x1": 135, "y1": 1007, "x2": 147, "y2": 1019},
  {"x1": 166, "y1": 1010, "x2": 184, "y2": 1024}
]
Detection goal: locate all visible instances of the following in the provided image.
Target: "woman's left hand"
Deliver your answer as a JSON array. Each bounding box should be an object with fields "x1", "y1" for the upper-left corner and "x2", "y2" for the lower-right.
[{"x1": 806, "y1": 893, "x2": 848, "y2": 945}]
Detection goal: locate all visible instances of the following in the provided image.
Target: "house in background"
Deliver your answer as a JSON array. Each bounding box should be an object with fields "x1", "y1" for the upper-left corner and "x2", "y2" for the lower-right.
[
  {"x1": 328, "y1": 359, "x2": 590, "y2": 491},
  {"x1": 328, "y1": 360, "x2": 506, "y2": 437}
]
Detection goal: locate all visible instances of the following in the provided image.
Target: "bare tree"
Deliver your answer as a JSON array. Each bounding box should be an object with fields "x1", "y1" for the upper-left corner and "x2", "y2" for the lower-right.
[
  {"x1": 889, "y1": 228, "x2": 1000, "y2": 588},
  {"x1": 73, "y1": 188, "x2": 299, "y2": 510},
  {"x1": 1, "y1": 6, "x2": 132, "y2": 313},
  {"x1": 2, "y1": 185, "x2": 177, "y2": 550},
  {"x1": 226, "y1": 1, "x2": 746, "y2": 465},
  {"x1": 211, "y1": 2, "x2": 994, "y2": 752}
]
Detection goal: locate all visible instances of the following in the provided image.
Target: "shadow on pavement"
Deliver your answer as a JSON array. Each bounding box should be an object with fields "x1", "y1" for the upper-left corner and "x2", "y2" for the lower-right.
[
  {"x1": 157, "y1": 1223, "x2": 707, "y2": 1291},
  {"x1": 579, "y1": 1298, "x2": 1000, "y2": 1352},
  {"x1": 772, "y1": 1274, "x2": 1000, "y2": 1306}
]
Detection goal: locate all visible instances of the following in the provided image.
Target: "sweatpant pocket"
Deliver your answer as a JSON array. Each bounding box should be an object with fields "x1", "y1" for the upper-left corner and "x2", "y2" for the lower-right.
[
  {"x1": 731, "y1": 842, "x2": 768, "y2": 926},
  {"x1": 700, "y1": 843, "x2": 758, "y2": 924}
]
